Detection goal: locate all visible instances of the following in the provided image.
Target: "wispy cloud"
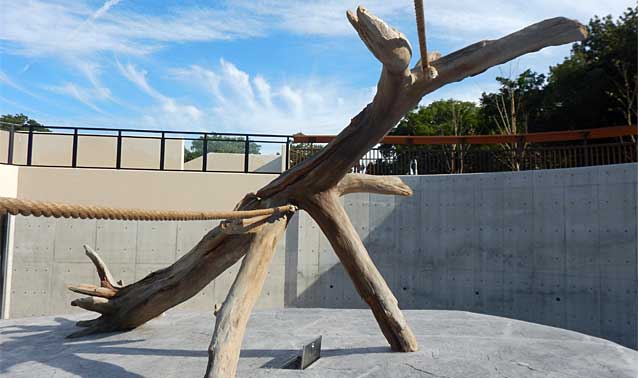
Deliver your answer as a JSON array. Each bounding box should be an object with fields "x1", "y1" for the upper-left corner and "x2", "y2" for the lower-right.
[
  {"x1": 170, "y1": 59, "x2": 374, "y2": 134},
  {"x1": 0, "y1": 70, "x2": 46, "y2": 100},
  {"x1": 1, "y1": 0, "x2": 633, "y2": 131},
  {"x1": 117, "y1": 61, "x2": 203, "y2": 126},
  {"x1": 46, "y1": 82, "x2": 107, "y2": 113},
  {"x1": 0, "y1": 1, "x2": 264, "y2": 58}
]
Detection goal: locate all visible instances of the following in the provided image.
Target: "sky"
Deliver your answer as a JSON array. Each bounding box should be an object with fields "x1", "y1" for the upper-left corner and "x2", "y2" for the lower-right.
[{"x1": 0, "y1": 0, "x2": 634, "y2": 137}]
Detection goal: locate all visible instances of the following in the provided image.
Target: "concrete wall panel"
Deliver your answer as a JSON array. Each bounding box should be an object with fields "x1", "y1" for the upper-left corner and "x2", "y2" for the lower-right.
[
  {"x1": 95, "y1": 221, "x2": 137, "y2": 264},
  {"x1": 136, "y1": 222, "x2": 177, "y2": 264},
  {"x1": 53, "y1": 219, "x2": 97, "y2": 263},
  {"x1": 6, "y1": 164, "x2": 637, "y2": 349}
]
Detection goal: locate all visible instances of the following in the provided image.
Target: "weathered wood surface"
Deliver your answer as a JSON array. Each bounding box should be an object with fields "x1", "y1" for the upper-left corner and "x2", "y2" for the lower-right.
[{"x1": 66, "y1": 5, "x2": 587, "y2": 377}]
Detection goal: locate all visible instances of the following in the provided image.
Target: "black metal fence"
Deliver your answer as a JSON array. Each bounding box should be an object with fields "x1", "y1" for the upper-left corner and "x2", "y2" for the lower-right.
[
  {"x1": 0, "y1": 122, "x2": 291, "y2": 174},
  {"x1": 291, "y1": 140, "x2": 637, "y2": 175},
  {"x1": 2, "y1": 121, "x2": 636, "y2": 175}
]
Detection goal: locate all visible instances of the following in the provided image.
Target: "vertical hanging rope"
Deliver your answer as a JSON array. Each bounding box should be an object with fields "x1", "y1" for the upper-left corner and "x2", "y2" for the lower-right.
[
  {"x1": 414, "y1": 0, "x2": 429, "y2": 72},
  {"x1": 414, "y1": 0, "x2": 438, "y2": 79}
]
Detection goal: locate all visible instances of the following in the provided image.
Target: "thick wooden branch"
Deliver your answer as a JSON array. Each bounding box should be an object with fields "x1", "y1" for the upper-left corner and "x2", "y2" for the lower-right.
[
  {"x1": 67, "y1": 284, "x2": 117, "y2": 298},
  {"x1": 84, "y1": 244, "x2": 122, "y2": 289},
  {"x1": 257, "y1": 10, "x2": 586, "y2": 200},
  {"x1": 301, "y1": 191, "x2": 418, "y2": 352},
  {"x1": 413, "y1": 17, "x2": 588, "y2": 93},
  {"x1": 70, "y1": 297, "x2": 112, "y2": 314},
  {"x1": 65, "y1": 6, "x2": 589, "y2": 377},
  {"x1": 347, "y1": 6, "x2": 412, "y2": 73},
  {"x1": 337, "y1": 174, "x2": 413, "y2": 197},
  {"x1": 205, "y1": 215, "x2": 289, "y2": 378}
]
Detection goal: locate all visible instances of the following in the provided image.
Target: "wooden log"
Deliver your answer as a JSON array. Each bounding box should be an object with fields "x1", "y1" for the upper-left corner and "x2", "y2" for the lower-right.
[
  {"x1": 301, "y1": 190, "x2": 418, "y2": 352},
  {"x1": 205, "y1": 214, "x2": 289, "y2": 377},
  {"x1": 64, "y1": 5, "x2": 587, "y2": 377}
]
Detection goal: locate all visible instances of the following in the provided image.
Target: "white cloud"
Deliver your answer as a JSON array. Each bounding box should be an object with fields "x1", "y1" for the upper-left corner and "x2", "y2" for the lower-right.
[
  {"x1": 46, "y1": 82, "x2": 106, "y2": 113},
  {"x1": 233, "y1": 0, "x2": 632, "y2": 42},
  {"x1": 0, "y1": 70, "x2": 45, "y2": 100},
  {"x1": 5, "y1": 0, "x2": 630, "y2": 61},
  {"x1": 0, "y1": 1, "x2": 264, "y2": 59},
  {"x1": 171, "y1": 59, "x2": 375, "y2": 135},
  {"x1": 2, "y1": 0, "x2": 633, "y2": 130},
  {"x1": 116, "y1": 61, "x2": 203, "y2": 127}
]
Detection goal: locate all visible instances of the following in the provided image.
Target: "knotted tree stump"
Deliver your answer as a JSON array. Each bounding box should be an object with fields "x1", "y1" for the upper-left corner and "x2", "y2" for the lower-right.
[{"x1": 66, "y1": 6, "x2": 587, "y2": 378}]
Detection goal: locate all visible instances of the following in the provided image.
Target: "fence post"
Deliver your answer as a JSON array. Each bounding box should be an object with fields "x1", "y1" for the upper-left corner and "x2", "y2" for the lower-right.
[
  {"x1": 116, "y1": 130, "x2": 122, "y2": 169},
  {"x1": 7, "y1": 123, "x2": 14, "y2": 165},
  {"x1": 285, "y1": 137, "x2": 290, "y2": 170},
  {"x1": 0, "y1": 213, "x2": 15, "y2": 319},
  {"x1": 244, "y1": 136, "x2": 250, "y2": 173},
  {"x1": 582, "y1": 132, "x2": 589, "y2": 166},
  {"x1": 26, "y1": 123, "x2": 34, "y2": 166},
  {"x1": 202, "y1": 133, "x2": 208, "y2": 172},
  {"x1": 159, "y1": 132, "x2": 166, "y2": 170},
  {"x1": 71, "y1": 128, "x2": 78, "y2": 168}
]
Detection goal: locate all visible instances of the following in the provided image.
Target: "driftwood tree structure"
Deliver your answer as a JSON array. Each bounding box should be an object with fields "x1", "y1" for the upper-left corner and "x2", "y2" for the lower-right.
[{"x1": 66, "y1": 6, "x2": 587, "y2": 378}]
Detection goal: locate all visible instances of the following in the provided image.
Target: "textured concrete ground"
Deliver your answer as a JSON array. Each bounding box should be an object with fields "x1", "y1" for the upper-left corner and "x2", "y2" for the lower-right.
[{"x1": 1, "y1": 309, "x2": 637, "y2": 378}]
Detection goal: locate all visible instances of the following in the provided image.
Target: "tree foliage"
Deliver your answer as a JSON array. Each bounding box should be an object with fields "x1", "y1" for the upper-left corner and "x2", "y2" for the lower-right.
[
  {"x1": 396, "y1": 7, "x2": 636, "y2": 136},
  {"x1": 184, "y1": 135, "x2": 261, "y2": 162},
  {"x1": 0, "y1": 113, "x2": 48, "y2": 132},
  {"x1": 540, "y1": 6, "x2": 638, "y2": 130}
]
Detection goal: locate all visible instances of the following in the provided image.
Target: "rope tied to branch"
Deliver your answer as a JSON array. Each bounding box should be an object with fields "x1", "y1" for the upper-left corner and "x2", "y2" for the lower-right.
[
  {"x1": 414, "y1": 0, "x2": 438, "y2": 79},
  {"x1": 0, "y1": 196, "x2": 295, "y2": 222}
]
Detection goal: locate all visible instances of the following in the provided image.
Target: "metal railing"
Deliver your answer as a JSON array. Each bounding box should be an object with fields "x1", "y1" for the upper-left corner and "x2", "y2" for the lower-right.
[
  {"x1": 1, "y1": 121, "x2": 636, "y2": 175},
  {"x1": 290, "y1": 125, "x2": 637, "y2": 175},
  {"x1": 0, "y1": 122, "x2": 292, "y2": 174}
]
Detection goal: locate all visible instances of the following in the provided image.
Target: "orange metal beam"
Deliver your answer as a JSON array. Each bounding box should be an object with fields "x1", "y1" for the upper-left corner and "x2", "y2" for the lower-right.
[{"x1": 293, "y1": 125, "x2": 637, "y2": 145}]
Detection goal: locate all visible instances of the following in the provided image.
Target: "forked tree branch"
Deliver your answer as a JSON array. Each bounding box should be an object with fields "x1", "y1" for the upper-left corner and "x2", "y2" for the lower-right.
[
  {"x1": 257, "y1": 9, "x2": 586, "y2": 200},
  {"x1": 337, "y1": 174, "x2": 413, "y2": 197},
  {"x1": 64, "y1": 6, "x2": 588, "y2": 378}
]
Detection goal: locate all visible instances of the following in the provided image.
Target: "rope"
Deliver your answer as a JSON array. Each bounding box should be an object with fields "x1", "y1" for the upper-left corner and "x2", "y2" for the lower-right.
[
  {"x1": 414, "y1": 0, "x2": 429, "y2": 72},
  {"x1": 0, "y1": 197, "x2": 295, "y2": 222}
]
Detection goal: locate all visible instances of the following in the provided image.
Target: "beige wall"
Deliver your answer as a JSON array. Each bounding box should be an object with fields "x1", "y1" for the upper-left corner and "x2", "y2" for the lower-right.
[
  {"x1": 0, "y1": 130, "x2": 184, "y2": 169},
  {"x1": 0, "y1": 165, "x2": 18, "y2": 198},
  {"x1": 184, "y1": 151, "x2": 284, "y2": 173},
  {"x1": 14, "y1": 166, "x2": 277, "y2": 211}
]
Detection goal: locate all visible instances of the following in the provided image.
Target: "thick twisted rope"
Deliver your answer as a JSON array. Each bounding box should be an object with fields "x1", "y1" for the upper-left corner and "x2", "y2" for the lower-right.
[
  {"x1": 0, "y1": 197, "x2": 295, "y2": 221},
  {"x1": 414, "y1": 0, "x2": 429, "y2": 72},
  {"x1": 414, "y1": 0, "x2": 437, "y2": 79}
]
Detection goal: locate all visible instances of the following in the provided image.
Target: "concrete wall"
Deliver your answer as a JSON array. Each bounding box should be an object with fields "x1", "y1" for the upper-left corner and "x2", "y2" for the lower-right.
[
  {"x1": 7, "y1": 217, "x2": 285, "y2": 317},
  {"x1": 0, "y1": 130, "x2": 184, "y2": 169},
  {"x1": 15, "y1": 167, "x2": 277, "y2": 211},
  {"x1": 0, "y1": 165, "x2": 18, "y2": 198},
  {"x1": 2, "y1": 164, "x2": 636, "y2": 349},
  {"x1": 289, "y1": 164, "x2": 638, "y2": 349}
]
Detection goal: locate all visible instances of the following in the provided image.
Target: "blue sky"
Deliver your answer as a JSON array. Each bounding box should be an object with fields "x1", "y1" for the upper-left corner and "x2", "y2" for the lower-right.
[{"x1": 0, "y1": 0, "x2": 633, "y2": 136}]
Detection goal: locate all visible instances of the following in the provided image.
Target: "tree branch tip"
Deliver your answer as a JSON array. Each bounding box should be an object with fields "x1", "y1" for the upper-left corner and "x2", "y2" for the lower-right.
[{"x1": 346, "y1": 9, "x2": 357, "y2": 24}]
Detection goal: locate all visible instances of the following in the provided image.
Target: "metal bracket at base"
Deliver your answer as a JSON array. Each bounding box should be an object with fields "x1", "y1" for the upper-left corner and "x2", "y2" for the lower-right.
[{"x1": 280, "y1": 336, "x2": 322, "y2": 370}]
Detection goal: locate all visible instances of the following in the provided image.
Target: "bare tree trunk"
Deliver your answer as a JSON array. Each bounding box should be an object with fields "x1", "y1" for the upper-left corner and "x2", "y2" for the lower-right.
[
  {"x1": 301, "y1": 190, "x2": 418, "y2": 351},
  {"x1": 205, "y1": 215, "x2": 289, "y2": 378},
  {"x1": 65, "y1": 6, "x2": 587, "y2": 377}
]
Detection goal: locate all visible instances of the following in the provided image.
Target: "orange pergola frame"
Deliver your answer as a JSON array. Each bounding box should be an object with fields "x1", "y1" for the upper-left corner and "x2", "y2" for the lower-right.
[{"x1": 293, "y1": 125, "x2": 637, "y2": 145}]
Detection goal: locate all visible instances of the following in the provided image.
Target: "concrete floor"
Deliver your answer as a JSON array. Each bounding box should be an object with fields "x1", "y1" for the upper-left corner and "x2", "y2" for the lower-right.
[{"x1": 1, "y1": 309, "x2": 636, "y2": 378}]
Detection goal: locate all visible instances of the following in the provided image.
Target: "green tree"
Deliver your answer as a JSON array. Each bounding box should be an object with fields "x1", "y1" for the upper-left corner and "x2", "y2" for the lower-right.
[
  {"x1": 541, "y1": 7, "x2": 637, "y2": 130},
  {"x1": 479, "y1": 69, "x2": 547, "y2": 135},
  {"x1": 393, "y1": 99, "x2": 481, "y2": 137},
  {"x1": 184, "y1": 135, "x2": 261, "y2": 162},
  {"x1": 0, "y1": 113, "x2": 48, "y2": 131},
  {"x1": 479, "y1": 69, "x2": 547, "y2": 170},
  {"x1": 378, "y1": 100, "x2": 481, "y2": 173}
]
